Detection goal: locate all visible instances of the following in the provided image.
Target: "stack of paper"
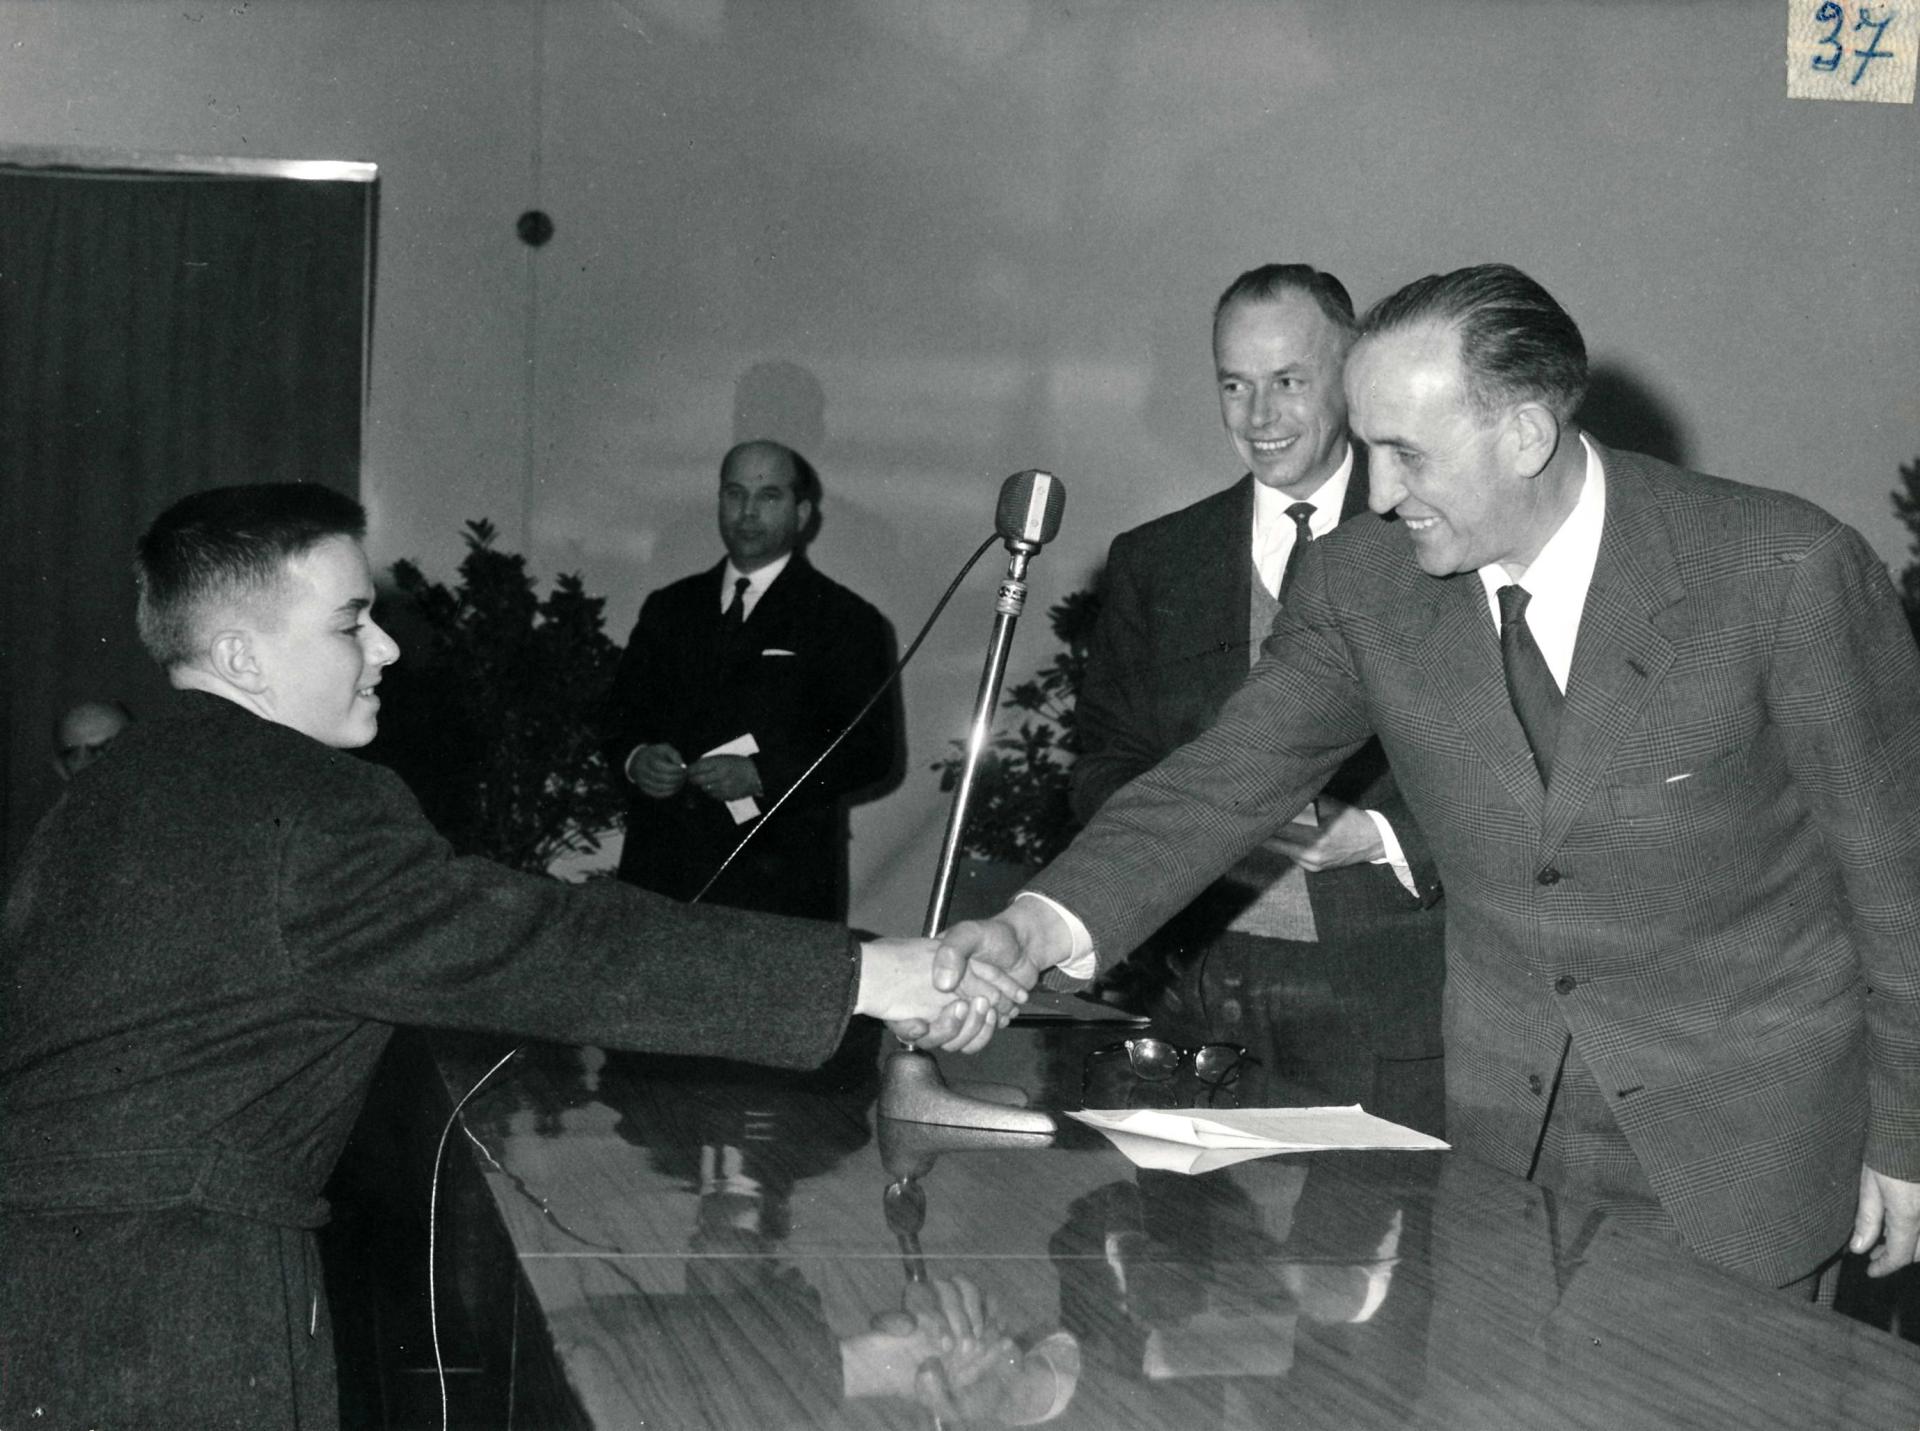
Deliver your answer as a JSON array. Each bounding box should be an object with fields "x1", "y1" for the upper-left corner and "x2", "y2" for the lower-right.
[{"x1": 1067, "y1": 1106, "x2": 1449, "y2": 1174}]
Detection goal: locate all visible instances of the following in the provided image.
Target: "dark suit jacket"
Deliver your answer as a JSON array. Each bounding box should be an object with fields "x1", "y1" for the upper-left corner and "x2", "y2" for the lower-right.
[
  {"x1": 604, "y1": 553, "x2": 897, "y2": 919},
  {"x1": 1072, "y1": 454, "x2": 1445, "y2": 1057},
  {"x1": 0, "y1": 691, "x2": 861, "y2": 1428},
  {"x1": 1034, "y1": 445, "x2": 1920, "y2": 1286}
]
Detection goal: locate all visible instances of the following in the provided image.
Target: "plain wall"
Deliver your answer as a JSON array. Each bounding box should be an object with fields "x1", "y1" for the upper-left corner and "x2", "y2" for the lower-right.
[{"x1": 3, "y1": 0, "x2": 1913, "y2": 934}]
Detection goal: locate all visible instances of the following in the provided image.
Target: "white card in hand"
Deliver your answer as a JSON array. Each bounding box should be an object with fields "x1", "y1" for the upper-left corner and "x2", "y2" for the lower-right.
[{"x1": 699, "y1": 733, "x2": 761, "y2": 824}]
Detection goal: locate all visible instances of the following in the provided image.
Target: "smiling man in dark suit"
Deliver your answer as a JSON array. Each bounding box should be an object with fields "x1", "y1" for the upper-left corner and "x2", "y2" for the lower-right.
[
  {"x1": 604, "y1": 440, "x2": 898, "y2": 919},
  {"x1": 1074, "y1": 264, "x2": 1446, "y2": 1133},
  {"x1": 940, "y1": 264, "x2": 1920, "y2": 1297}
]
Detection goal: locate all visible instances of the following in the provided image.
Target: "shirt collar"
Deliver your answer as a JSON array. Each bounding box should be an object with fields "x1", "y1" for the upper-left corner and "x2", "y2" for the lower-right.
[
  {"x1": 1475, "y1": 434, "x2": 1607, "y2": 686},
  {"x1": 723, "y1": 550, "x2": 793, "y2": 606},
  {"x1": 1251, "y1": 443, "x2": 1353, "y2": 551}
]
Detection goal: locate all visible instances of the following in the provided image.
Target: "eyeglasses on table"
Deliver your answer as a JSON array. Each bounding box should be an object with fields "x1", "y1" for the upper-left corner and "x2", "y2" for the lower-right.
[{"x1": 1085, "y1": 1037, "x2": 1249, "y2": 1086}]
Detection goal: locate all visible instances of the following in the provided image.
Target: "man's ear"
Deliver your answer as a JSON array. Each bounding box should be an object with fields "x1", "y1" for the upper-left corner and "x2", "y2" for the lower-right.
[
  {"x1": 206, "y1": 629, "x2": 266, "y2": 693},
  {"x1": 1505, "y1": 401, "x2": 1561, "y2": 480}
]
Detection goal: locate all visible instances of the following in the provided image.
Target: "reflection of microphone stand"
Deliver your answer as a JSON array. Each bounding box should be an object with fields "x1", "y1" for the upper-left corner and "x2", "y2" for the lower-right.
[{"x1": 880, "y1": 470, "x2": 1063, "y2": 1133}]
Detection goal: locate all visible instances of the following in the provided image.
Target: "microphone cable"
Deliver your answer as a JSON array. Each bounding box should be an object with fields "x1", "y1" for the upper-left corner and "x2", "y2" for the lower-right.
[
  {"x1": 691, "y1": 531, "x2": 999, "y2": 903},
  {"x1": 426, "y1": 528, "x2": 1002, "y2": 1428}
]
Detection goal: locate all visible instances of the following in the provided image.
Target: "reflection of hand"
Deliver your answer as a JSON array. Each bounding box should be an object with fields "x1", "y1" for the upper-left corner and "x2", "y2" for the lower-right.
[
  {"x1": 934, "y1": 898, "x2": 1075, "y2": 1006},
  {"x1": 857, "y1": 937, "x2": 1010, "y2": 1055},
  {"x1": 687, "y1": 753, "x2": 762, "y2": 803},
  {"x1": 628, "y1": 743, "x2": 687, "y2": 798},
  {"x1": 1266, "y1": 795, "x2": 1384, "y2": 871},
  {"x1": 1853, "y1": 1164, "x2": 1920, "y2": 1276},
  {"x1": 842, "y1": 1276, "x2": 1023, "y2": 1417}
]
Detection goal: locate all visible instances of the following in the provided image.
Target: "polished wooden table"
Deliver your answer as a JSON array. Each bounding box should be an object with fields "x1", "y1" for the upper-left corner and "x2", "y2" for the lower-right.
[{"x1": 425, "y1": 1019, "x2": 1920, "y2": 1430}]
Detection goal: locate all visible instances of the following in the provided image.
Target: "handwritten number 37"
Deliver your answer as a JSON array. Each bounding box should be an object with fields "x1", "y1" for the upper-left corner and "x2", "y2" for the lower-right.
[{"x1": 1812, "y1": 3, "x2": 1899, "y2": 85}]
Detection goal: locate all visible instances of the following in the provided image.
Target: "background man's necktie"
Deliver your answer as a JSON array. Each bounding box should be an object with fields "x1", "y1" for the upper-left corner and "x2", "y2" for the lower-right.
[
  {"x1": 1497, "y1": 583, "x2": 1563, "y2": 784},
  {"x1": 723, "y1": 576, "x2": 750, "y2": 632},
  {"x1": 1278, "y1": 501, "x2": 1316, "y2": 600}
]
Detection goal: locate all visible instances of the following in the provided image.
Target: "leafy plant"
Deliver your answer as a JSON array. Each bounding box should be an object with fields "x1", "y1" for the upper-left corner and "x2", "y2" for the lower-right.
[
  {"x1": 373, "y1": 520, "x2": 627, "y2": 876},
  {"x1": 931, "y1": 586, "x2": 1102, "y2": 866},
  {"x1": 1892, "y1": 456, "x2": 1920, "y2": 643}
]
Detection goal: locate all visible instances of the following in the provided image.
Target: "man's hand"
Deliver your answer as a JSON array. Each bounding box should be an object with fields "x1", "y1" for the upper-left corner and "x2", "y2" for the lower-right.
[
  {"x1": 1266, "y1": 795, "x2": 1385, "y2": 872},
  {"x1": 687, "y1": 753, "x2": 762, "y2": 803},
  {"x1": 856, "y1": 937, "x2": 1014, "y2": 1055},
  {"x1": 933, "y1": 897, "x2": 1076, "y2": 1003},
  {"x1": 627, "y1": 743, "x2": 687, "y2": 798},
  {"x1": 1852, "y1": 1164, "x2": 1920, "y2": 1276}
]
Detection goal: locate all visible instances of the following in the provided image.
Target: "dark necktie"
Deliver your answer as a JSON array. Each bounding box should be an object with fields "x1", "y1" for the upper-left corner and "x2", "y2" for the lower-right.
[
  {"x1": 1497, "y1": 584, "x2": 1563, "y2": 785},
  {"x1": 1277, "y1": 501, "x2": 1316, "y2": 600},
  {"x1": 723, "y1": 576, "x2": 750, "y2": 632}
]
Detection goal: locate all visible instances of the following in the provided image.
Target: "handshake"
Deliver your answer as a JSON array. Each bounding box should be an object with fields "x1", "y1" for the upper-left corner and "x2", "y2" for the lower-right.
[{"x1": 853, "y1": 897, "x2": 1078, "y2": 1055}]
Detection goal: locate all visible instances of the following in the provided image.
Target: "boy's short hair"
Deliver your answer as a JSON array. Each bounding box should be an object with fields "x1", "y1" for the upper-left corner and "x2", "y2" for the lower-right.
[{"x1": 135, "y1": 483, "x2": 367, "y2": 669}]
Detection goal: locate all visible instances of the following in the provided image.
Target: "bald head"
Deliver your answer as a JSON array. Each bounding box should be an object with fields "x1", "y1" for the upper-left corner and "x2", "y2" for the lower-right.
[
  {"x1": 53, "y1": 700, "x2": 133, "y2": 780},
  {"x1": 717, "y1": 440, "x2": 819, "y2": 571}
]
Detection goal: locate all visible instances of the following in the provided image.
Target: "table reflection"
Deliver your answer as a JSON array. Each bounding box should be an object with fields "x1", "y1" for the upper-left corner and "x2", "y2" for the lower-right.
[{"x1": 434, "y1": 1015, "x2": 1920, "y2": 1430}]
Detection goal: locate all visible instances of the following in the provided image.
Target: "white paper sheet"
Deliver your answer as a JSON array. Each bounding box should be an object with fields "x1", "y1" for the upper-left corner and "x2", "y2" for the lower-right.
[
  {"x1": 700, "y1": 733, "x2": 761, "y2": 823},
  {"x1": 1067, "y1": 1106, "x2": 1448, "y2": 1173}
]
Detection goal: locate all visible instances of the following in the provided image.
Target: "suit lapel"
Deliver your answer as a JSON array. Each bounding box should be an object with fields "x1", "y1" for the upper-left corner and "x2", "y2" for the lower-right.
[
  {"x1": 1539, "y1": 451, "x2": 1683, "y2": 851},
  {"x1": 1411, "y1": 568, "x2": 1551, "y2": 819},
  {"x1": 734, "y1": 552, "x2": 816, "y2": 651},
  {"x1": 1191, "y1": 477, "x2": 1255, "y2": 698}
]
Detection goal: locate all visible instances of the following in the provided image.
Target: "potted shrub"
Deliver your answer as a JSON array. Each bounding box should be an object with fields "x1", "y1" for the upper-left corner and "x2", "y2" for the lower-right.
[{"x1": 369, "y1": 520, "x2": 627, "y2": 877}]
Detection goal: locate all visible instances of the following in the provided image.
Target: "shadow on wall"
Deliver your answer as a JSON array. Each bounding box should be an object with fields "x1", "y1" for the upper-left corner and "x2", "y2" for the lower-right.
[
  {"x1": 1578, "y1": 360, "x2": 1690, "y2": 468},
  {"x1": 733, "y1": 358, "x2": 827, "y2": 454}
]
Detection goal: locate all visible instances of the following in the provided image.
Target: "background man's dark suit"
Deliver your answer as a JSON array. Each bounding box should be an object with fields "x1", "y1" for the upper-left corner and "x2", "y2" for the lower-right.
[
  {"x1": 0, "y1": 692, "x2": 866, "y2": 1427},
  {"x1": 604, "y1": 553, "x2": 897, "y2": 919},
  {"x1": 1074, "y1": 452, "x2": 1447, "y2": 1115},
  {"x1": 1035, "y1": 445, "x2": 1920, "y2": 1287}
]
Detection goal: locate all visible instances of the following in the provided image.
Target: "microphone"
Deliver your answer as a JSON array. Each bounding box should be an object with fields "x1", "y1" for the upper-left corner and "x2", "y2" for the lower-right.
[
  {"x1": 883, "y1": 467, "x2": 1064, "y2": 1133},
  {"x1": 994, "y1": 469, "x2": 1065, "y2": 553}
]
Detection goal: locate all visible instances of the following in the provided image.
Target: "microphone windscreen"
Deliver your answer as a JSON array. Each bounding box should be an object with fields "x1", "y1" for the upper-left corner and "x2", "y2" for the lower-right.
[{"x1": 995, "y1": 469, "x2": 1066, "y2": 547}]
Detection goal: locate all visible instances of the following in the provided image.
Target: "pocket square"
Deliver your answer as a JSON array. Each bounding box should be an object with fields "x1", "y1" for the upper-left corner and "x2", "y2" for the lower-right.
[{"x1": 761, "y1": 648, "x2": 797, "y2": 657}]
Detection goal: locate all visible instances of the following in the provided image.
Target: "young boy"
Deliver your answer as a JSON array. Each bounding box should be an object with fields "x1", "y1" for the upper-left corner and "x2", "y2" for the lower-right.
[{"x1": 0, "y1": 483, "x2": 1012, "y2": 1428}]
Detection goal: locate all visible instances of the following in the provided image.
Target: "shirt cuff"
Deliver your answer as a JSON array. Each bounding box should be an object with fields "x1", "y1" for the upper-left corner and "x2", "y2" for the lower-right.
[
  {"x1": 1365, "y1": 809, "x2": 1418, "y2": 897},
  {"x1": 1013, "y1": 891, "x2": 1098, "y2": 980}
]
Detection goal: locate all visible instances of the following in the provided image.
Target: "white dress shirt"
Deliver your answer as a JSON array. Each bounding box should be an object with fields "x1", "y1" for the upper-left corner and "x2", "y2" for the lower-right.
[
  {"x1": 1250, "y1": 447, "x2": 1353, "y2": 598},
  {"x1": 1474, "y1": 434, "x2": 1607, "y2": 691},
  {"x1": 722, "y1": 551, "x2": 792, "y2": 621}
]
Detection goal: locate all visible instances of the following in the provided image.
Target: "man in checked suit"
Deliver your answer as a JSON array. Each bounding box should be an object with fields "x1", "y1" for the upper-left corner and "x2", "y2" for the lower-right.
[
  {"x1": 1074, "y1": 264, "x2": 1447, "y2": 1135},
  {"x1": 940, "y1": 264, "x2": 1920, "y2": 1295},
  {"x1": 604, "y1": 439, "x2": 898, "y2": 919}
]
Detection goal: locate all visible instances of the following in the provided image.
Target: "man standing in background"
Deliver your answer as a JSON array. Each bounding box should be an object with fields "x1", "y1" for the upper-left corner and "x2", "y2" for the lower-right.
[
  {"x1": 51, "y1": 698, "x2": 133, "y2": 780},
  {"x1": 1073, "y1": 264, "x2": 1446, "y2": 1133},
  {"x1": 604, "y1": 440, "x2": 899, "y2": 919}
]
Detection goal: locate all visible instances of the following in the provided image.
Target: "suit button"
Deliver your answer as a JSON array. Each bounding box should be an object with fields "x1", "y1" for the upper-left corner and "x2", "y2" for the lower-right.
[
  {"x1": 1527, "y1": 1074, "x2": 1544, "y2": 1095},
  {"x1": 1536, "y1": 866, "x2": 1561, "y2": 886},
  {"x1": 1554, "y1": 975, "x2": 1577, "y2": 996}
]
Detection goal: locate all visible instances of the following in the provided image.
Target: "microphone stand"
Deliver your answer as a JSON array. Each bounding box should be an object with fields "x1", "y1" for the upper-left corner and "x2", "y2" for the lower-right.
[{"x1": 879, "y1": 528, "x2": 1056, "y2": 1133}]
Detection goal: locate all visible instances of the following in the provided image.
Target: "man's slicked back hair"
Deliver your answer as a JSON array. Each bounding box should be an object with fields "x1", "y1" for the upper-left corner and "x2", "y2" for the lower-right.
[
  {"x1": 1212, "y1": 263, "x2": 1357, "y2": 340},
  {"x1": 135, "y1": 483, "x2": 368, "y2": 669},
  {"x1": 1359, "y1": 263, "x2": 1588, "y2": 422}
]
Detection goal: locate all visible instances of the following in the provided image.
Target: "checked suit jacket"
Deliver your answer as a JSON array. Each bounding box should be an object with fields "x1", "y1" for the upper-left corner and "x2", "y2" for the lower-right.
[
  {"x1": 1072, "y1": 452, "x2": 1446, "y2": 1059},
  {"x1": 603, "y1": 552, "x2": 898, "y2": 920},
  {"x1": 1032, "y1": 443, "x2": 1920, "y2": 1286}
]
